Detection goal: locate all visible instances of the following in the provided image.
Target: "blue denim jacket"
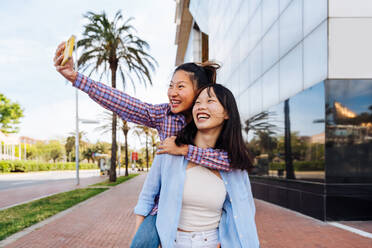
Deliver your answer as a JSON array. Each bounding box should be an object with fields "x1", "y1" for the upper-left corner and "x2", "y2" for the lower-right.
[{"x1": 134, "y1": 154, "x2": 260, "y2": 248}]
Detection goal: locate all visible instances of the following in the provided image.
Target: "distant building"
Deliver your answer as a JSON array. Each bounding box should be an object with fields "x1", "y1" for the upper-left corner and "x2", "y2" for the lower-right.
[
  {"x1": 19, "y1": 136, "x2": 39, "y2": 145},
  {"x1": 310, "y1": 132, "x2": 325, "y2": 144},
  {"x1": 175, "y1": 0, "x2": 372, "y2": 221},
  {"x1": 0, "y1": 131, "x2": 39, "y2": 160}
]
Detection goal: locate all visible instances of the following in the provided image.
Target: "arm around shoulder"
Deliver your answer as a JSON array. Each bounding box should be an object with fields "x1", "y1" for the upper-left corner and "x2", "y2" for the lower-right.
[{"x1": 185, "y1": 145, "x2": 231, "y2": 171}]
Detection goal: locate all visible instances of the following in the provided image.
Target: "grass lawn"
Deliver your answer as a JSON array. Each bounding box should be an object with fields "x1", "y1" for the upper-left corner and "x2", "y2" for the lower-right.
[
  {"x1": 0, "y1": 188, "x2": 107, "y2": 241},
  {"x1": 91, "y1": 173, "x2": 139, "y2": 187}
]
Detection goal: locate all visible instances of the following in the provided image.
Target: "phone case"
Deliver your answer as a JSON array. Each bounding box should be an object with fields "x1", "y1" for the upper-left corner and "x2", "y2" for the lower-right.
[{"x1": 61, "y1": 35, "x2": 76, "y2": 66}]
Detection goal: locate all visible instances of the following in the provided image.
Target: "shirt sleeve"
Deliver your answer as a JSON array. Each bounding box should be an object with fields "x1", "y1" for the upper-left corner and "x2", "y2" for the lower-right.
[
  {"x1": 134, "y1": 155, "x2": 162, "y2": 216},
  {"x1": 73, "y1": 72, "x2": 168, "y2": 129},
  {"x1": 186, "y1": 145, "x2": 231, "y2": 171}
]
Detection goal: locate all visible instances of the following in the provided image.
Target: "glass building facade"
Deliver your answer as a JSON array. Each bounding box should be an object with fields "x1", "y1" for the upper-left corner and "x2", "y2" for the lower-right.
[{"x1": 175, "y1": 0, "x2": 372, "y2": 220}]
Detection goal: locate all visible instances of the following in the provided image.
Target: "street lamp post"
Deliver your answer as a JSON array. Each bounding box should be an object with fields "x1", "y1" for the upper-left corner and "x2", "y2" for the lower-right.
[
  {"x1": 75, "y1": 115, "x2": 100, "y2": 186},
  {"x1": 72, "y1": 46, "x2": 100, "y2": 185},
  {"x1": 75, "y1": 88, "x2": 79, "y2": 185},
  {"x1": 74, "y1": 82, "x2": 99, "y2": 185}
]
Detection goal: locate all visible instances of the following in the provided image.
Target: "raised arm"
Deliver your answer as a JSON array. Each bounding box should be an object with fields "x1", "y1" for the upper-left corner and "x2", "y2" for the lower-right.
[
  {"x1": 74, "y1": 73, "x2": 168, "y2": 129},
  {"x1": 54, "y1": 42, "x2": 167, "y2": 129}
]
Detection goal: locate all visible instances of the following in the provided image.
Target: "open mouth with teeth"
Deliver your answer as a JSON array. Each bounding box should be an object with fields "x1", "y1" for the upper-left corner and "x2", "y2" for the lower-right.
[
  {"x1": 196, "y1": 113, "x2": 210, "y2": 121},
  {"x1": 171, "y1": 100, "x2": 181, "y2": 107}
]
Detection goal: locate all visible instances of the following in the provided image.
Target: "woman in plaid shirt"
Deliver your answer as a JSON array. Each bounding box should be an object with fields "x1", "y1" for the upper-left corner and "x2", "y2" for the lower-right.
[{"x1": 54, "y1": 42, "x2": 231, "y2": 247}]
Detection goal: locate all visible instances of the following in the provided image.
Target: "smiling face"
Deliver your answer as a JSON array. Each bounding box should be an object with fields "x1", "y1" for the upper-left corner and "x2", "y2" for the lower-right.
[
  {"x1": 192, "y1": 87, "x2": 228, "y2": 132},
  {"x1": 168, "y1": 70, "x2": 196, "y2": 114}
]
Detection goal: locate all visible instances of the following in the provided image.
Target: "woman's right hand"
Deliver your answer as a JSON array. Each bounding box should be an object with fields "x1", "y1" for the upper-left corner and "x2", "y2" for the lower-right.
[{"x1": 53, "y1": 41, "x2": 78, "y2": 83}]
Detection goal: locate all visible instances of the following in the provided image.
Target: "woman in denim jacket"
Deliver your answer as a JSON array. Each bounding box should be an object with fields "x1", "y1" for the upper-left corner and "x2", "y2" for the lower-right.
[{"x1": 134, "y1": 84, "x2": 260, "y2": 248}]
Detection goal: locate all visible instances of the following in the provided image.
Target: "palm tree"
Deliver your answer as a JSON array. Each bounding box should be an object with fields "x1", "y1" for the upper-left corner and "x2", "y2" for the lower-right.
[
  {"x1": 284, "y1": 99, "x2": 295, "y2": 179},
  {"x1": 122, "y1": 120, "x2": 130, "y2": 176},
  {"x1": 95, "y1": 111, "x2": 131, "y2": 176},
  {"x1": 77, "y1": 10, "x2": 157, "y2": 181},
  {"x1": 133, "y1": 125, "x2": 153, "y2": 171},
  {"x1": 244, "y1": 111, "x2": 278, "y2": 139},
  {"x1": 149, "y1": 129, "x2": 159, "y2": 159}
]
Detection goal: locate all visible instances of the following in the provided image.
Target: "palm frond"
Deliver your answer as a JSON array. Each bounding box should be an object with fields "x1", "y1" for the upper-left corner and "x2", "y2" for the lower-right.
[{"x1": 78, "y1": 9, "x2": 158, "y2": 98}]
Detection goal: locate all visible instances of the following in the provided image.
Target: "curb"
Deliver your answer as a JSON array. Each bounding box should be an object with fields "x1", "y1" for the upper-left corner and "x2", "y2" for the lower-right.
[{"x1": 0, "y1": 174, "x2": 141, "y2": 247}]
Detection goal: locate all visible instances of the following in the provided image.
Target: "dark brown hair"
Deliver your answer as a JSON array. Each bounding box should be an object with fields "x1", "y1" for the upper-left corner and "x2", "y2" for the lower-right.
[
  {"x1": 175, "y1": 84, "x2": 254, "y2": 172},
  {"x1": 174, "y1": 61, "x2": 220, "y2": 90}
]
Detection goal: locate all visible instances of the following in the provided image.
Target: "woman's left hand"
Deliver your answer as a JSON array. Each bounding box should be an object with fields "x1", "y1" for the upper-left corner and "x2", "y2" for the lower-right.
[
  {"x1": 217, "y1": 243, "x2": 221, "y2": 248},
  {"x1": 156, "y1": 136, "x2": 188, "y2": 156}
]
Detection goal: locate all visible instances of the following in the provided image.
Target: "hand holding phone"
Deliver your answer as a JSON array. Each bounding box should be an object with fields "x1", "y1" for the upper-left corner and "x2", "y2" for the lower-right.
[{"x1": 61, "y1": 35, "x2": 76, "y2": 66}]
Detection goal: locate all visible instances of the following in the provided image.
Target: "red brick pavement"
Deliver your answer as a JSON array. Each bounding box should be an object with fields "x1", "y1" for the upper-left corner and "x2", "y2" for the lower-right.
[
  {"x1": 3, "y1": 173, "x2": 372, "y2": 248},
  {"x1": 0, "y1": 176, "x2": 107, "y2": 210},
  {"x1": 4, "y1": 173, "x2": 143, "y2": 248},
  {"x1": 255, "y1": 200, "x2": 372, "y2": 248}
]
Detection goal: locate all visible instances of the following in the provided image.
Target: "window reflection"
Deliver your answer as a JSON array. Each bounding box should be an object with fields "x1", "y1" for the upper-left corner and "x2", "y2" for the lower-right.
[
  {"x1": 245, "y1": 81, "x2": 325, "y2": 182},
  {"x1": 326, "y1": 80, "x2": 372, "y2": 183}
]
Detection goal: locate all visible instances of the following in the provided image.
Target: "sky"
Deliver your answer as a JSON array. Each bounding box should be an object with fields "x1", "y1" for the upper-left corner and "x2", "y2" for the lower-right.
[{"x1": 1, "y1": 0, "x2": 177, "y2": 147}]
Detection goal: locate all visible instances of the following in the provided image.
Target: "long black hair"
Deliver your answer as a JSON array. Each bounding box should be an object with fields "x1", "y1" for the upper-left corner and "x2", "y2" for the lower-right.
[{"x1": 176, "y1": 84, "x2": 254, "y2": 171}]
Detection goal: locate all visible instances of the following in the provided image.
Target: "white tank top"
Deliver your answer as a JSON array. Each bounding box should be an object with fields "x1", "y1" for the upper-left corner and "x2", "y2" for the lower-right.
[{"x1": 178, "y1": 166, "x2": 227, "y2": 231}]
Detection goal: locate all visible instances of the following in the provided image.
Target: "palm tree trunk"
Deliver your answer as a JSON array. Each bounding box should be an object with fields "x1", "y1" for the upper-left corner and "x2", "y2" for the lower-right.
[
  {"x1": 284, "y1": 99, "x2": 295, "y2": 179},
  {"x1": 124, "y1": 132, "x2": 129, "y2": 176},
  {"x1": 109, "y1": 66, "x2": 118, "y2": 182},
  {"x1": 146, "y1": 134, "x2": 149, "y2": 171}
]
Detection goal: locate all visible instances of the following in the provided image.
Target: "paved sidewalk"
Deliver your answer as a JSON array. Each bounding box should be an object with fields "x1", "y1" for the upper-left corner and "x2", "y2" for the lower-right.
[{"x1": 3, "y1": 173, "x2": 372, "y2": 248}]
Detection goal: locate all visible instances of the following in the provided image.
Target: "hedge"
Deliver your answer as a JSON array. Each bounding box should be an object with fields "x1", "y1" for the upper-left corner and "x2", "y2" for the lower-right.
[
  {"x1": 269, "y1": 161, "x2": 324, "y2": 171},
  {"x1": 0, "y1": 160, "x2": 98, "y2": 173}
]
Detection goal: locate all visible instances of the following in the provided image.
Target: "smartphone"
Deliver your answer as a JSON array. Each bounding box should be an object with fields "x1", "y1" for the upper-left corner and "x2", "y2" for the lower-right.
[{"x1": 61, "y1": 35, "x2": 76, "y2": 66}]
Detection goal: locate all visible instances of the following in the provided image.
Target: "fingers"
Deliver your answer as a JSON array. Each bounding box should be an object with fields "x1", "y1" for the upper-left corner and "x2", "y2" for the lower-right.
[
  {"x1": 54, "y1": 54, "x2": 64, "y2": 66},
  {"x1": 156, "y1": 149, "x2": 167, "y2": 155},
  {"x1": 217, "y1": 244, "x2": 221, "y2": 248},
  {"x1": 164, "y1": 136, "x2": 176, "y2": 141},
  {"x1": 56, "y1": 42, "x2": 65, "y2": 56},
  {"x1": 54, "y1": 41, "x2": 66, "y2": 66}
]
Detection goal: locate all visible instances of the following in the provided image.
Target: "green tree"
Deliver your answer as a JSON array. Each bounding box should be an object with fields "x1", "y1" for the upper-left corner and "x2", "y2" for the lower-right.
[
  {"x1": 77, "y1": 10, "x2": 157, "y2": 182},
  {"x1": 82, "y1": 142, "x2": 109, "y2": 163},
  {"x1": 0, "y1": 93, "x2": 24, "y2": 133},
  {"x1": 65, "y1": 136, "x2": 75, "y2": 161},
  {"x1": 122, "y1": 120, "x2": 130, "y2": 176},
  {"x1": 133, "y1": 125, "x2": 152, "y2": 171},
  {"x1": 47, "y1": 140, "x2": 65, "y2": 162},
  {"x1": 30, "y1": 140, "x2": 65, "y2": 162},
  {"x1": 95, "y1": 111, "x2": 131, "y2": 176},
  {"x1": 149, "y1": 129, "x2": 159, "y2": 160},
  {"x1": 65, "y1": 131, "x2": 87, "y2": 162},
  {"x1": 256, "y1": 131, "x2": 277, "y2": 156}
]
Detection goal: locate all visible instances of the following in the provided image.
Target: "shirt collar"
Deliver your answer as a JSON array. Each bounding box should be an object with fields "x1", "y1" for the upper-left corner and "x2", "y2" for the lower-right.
[{"x1": 166, "y1": 104, "x2": 186, "y2": 122}]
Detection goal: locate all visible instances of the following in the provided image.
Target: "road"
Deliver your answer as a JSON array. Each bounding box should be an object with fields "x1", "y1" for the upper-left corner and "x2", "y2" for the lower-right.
[
  {"x1": 0, "y1": 169, "x2": 135, "y2": 210},
  {"x1": 0, "y1": 170, "x2": 101, "y2": 190},
  {"x1": 0, "y1": 170, "x2": 111, "y2": 210}
]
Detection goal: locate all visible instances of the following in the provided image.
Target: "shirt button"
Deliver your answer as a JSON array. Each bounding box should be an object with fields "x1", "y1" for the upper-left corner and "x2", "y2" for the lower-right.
[
  {"x1": 230, "y1": 198, "x2": 233, "y2": 202},
  {"x1": 225, "y1": 182, "x2": 228, "y2": 185},
  {"x1": 192, "y1": 234, "x2": 196, "y2": 238},
  {"x1": 234, "y1": 215, "x2": 237, "y2": 219}
]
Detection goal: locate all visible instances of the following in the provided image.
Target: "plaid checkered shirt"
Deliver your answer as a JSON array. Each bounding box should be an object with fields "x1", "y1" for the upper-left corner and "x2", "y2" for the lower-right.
[{"x1": 73, "y1": 72, "x2": 231, "y2": 214}]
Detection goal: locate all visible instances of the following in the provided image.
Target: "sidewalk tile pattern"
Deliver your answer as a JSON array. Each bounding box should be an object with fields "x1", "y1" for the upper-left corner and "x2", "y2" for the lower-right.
[{"x1": 4, "y1": 174, "x2": 372, "y2": 248}]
